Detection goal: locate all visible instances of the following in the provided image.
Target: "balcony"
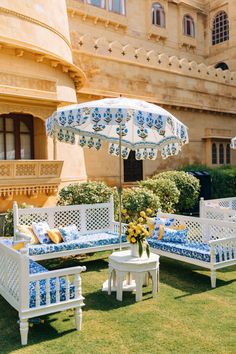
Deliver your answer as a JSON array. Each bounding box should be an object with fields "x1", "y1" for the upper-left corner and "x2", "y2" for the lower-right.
[{"x1": 0, "y1": 160, "x2": 63, "y2": 200}]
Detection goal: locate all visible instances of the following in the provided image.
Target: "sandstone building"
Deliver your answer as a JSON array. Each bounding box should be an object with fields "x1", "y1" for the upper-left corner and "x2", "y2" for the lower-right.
[{"x1": 0, "y1": 0, "x2": 236, "y2": 210}]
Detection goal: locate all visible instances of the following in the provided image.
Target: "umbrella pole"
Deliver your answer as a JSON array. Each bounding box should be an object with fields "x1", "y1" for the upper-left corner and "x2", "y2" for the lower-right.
[{"x1": 119, "y1": 121, "x2": 122, "y2": 250}]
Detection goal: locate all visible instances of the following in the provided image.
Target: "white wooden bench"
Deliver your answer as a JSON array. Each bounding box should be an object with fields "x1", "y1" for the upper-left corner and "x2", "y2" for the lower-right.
[
  {"x1": 148, "y1": 211, "x2": 236, "y2": 287},
  {"x1": 13, "y1": 199, "x2": 128, "y2": 261},
  {"x1": 0, "y1": 241, "x2": 86, "y2": 345},
  {"x1": 200, "y1": 197, "x2": 236, "y2": 221}
]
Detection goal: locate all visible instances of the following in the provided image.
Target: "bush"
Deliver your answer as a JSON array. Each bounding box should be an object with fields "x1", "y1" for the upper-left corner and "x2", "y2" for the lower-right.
[
  {"x1": 152, "y1": 171, "x2": 200, "y2": 212},
  {"x1": 138, "y1": 178, "x2": 180, "y2": 213},
  {"x1": 58, "y1": 182, "x2": 113, "y2": 205},
  {"x1": 181, "y1": 165, "x2": 236, "y2": 199},
  {"x1": 4, "y1": 203, "x2": 33, "y2": 236},
  {"x1": 121, "y1": 187, "x2": 161, "y2": 222}
]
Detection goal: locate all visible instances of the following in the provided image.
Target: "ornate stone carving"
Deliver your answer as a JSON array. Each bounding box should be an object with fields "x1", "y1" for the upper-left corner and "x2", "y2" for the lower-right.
[
  {"x1": 0, "y1": 72, "x2": 56, "y2": 92},
  {"x1": 15, "y1": 164, "x2": 37, "y2": 177}
]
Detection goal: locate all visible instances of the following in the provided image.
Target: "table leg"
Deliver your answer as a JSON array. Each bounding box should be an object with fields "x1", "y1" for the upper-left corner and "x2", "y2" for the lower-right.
[
  {"x1": 116, "y1": 271, "x2": 125, "y2": 301},
  {"x1": 143, "y1": 272, "x2": 149, "y2": 287},
  {"x1": 108, "y1": 266, "x2": 113, "y2": 295},
  {"x1": 127, "y1": 272, "x2": 132, "y2": 285},
  {"x1": 134, "y1": 273, "x2": 143, "y2": 302},
  {"x1": 150, "y1": 269, "x2": 158, "y2": 297}
]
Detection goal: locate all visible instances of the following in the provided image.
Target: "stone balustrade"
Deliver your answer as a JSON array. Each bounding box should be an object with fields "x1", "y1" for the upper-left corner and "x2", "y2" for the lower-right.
[{"x1": 0, "y1": 160, "x2": 63, "y2": 199}]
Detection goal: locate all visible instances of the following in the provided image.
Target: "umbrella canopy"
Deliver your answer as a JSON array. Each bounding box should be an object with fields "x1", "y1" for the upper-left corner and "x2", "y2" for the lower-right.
[
  {"x1": 46, "y1": 97, "x2": 188, "y2": 160},
  {"x1": 231, "y1": 137, "x2": 236, "y2": 149},
  {"x1": 46, "y1": 97, "x2": 189, "y2": 248}
]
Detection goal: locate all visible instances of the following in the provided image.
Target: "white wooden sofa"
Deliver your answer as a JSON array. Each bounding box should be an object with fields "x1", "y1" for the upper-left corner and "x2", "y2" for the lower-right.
[
  {"x1": 200, "y1": 197, "x2": 236, "y2": 221},
  {"x1": 13, "y1": 199, "x2": 128, "y2": 261},
  {"x1": 0, "y1": 241, "x2": 86, "y2": 345},
  {"x1": 148, "y1": 211, "x2": 236, "y2": 288}
]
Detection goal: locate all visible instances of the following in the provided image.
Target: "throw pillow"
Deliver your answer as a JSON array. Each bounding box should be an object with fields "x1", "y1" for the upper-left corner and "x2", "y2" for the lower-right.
[
  {"x1": 146, "y1": 217, "x2": 155, "y2": 236},
  {"x1": 12, "y1": 241, "x2": 25, "y2": 251},
  {"x1": 161, "y1": 227, "x2": 188, "y2": 243},
  {"x1": 17, "y1": 224, "x2": 39, "y2": 245},
  {"x1": 32, "y1": 222, "x2": 52, "y2": 244},
  {"x1": 171, "y1": 224, "x2": 186, "y2": 231},
  {"x1": 47, "y1": 229, "x2": 63, "y2": 244},
  {"x1": 59, "y1": 224, "x2": 80, "y2": 243},
  {"x1": 152, "y1": 217, "x2": 175, "y2": 239}
]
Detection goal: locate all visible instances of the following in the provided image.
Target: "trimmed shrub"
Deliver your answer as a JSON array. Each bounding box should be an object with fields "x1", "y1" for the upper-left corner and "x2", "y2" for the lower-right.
[
  {"x1": 138, "y1": 178, "x2": 180, "y2": 213},
  {"x1": 58, "y1": 182, "x2": 113, "y2": 206},
  {"x1": 152, "y1": 171, "x2": 200, "y2": 212},
  {"x1": 121, "y1": 187, "x2": 161, "y2": 222},
  {"x1": 181, "y1": 165, "x2": 236, "y2": 199}
]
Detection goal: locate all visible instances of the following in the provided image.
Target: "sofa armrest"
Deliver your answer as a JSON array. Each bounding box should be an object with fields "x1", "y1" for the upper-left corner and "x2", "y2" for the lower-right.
[
  {"x1": 111, "y1": 221, "x2": 128, "y2": 234},
  {"x1": 208, "y1": 236, "x2": 236, "y2": 264},
  {"x1": 29, "y1": 265, "x2": 86, "y2": 309}
]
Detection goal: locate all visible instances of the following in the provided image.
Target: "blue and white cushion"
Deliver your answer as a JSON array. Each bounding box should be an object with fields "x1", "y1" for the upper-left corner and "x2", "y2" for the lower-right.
[
  {"x1": 148, "y1": 239, "x2": 211, "y2": 262},
  {"x1": 161, "y1": 227, "x2": 188, "y2": 243},
  {"x1": 153, "y1": 217, "x2": 175, "y2": 239},
  {"x1": 28, "y1": 231, "x2": 127, "y2": 256},
  {"x1": 32, "y1": 222, "x2": 51, "y2": 244},
  {"x1": 29, "y1": 260, "x2": 75, "y2": 308},
  {"x1": 59, "y1": 224, "x2": 80, "y2": 242}
]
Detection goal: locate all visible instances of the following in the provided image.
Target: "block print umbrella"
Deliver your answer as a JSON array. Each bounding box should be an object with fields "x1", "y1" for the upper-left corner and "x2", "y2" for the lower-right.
[
  {"x1": 231, "y1": 137, "x2": 236, "y2": 149},
  {"x1": 46, "y1": 97, "x2": 189, "y2": 245}
]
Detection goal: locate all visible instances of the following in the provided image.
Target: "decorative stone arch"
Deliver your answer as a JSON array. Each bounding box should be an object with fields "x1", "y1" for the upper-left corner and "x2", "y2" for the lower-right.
[{"x1": 215, "y1": 62, "x2": 229, "y2": 71}]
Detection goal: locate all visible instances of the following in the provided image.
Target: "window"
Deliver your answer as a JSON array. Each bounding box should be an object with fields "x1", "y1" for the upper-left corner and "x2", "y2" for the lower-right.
[
  {"x1": 219, "y1": 143, "x2": 224, "y2": 164},
  {"x1": 226, "y1": 143, "x2": 231, "y2": 164},
  {"x1": 109, "y1": 0, "x2": 125, "y2": 15},
  {"x1": 78, "y1": 0, "x2": 106, "y2": 9},
  {"x1": 212, "y1": 11, "x2": 229, "y2": 45},
  {"x1": 0, "y1": 114, "x2": 34, "y2": 160},
  {"x1": 215, "y1": 62, "x2": 229, "y2": 71},
  {"x1": 183, "y1": 15, "x2": 195, "y2": 37},
  {"x1": 212, "y1": 143, "x2": 217, "y2": 164},
  {"x1": 152, "y1": 3, "x2": 165, "y2": 27}
]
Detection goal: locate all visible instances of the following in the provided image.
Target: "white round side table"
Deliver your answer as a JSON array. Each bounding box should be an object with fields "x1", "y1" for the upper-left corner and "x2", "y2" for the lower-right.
[{"x1": 105, "y1": 250, "x2": 160, "y2": 302}]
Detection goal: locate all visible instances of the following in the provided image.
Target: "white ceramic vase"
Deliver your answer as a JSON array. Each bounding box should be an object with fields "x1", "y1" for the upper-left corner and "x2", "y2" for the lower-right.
[{"x1": 130, "y1": 243, "x2": 140, "y2": 257}]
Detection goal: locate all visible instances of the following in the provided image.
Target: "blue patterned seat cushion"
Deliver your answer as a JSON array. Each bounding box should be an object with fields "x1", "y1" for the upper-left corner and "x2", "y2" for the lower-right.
[
  {"x1": 148, "y1": 239, "x2": 211, "y2": 262},
  {"x1": 29, "y1": 260, "x2": 75, "y2": 308},
  {"x1": 28, "y1": 232, "x2": 127, "y2": 256}
]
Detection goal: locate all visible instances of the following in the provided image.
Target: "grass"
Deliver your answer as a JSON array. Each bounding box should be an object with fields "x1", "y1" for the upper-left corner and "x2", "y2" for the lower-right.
[{"x1": 0, "y1": 251, "x2": 235, "y2": 354}]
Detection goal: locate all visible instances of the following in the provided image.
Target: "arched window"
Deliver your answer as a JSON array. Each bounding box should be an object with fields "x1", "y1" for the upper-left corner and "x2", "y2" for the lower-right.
[
  {"x1": 152, "y1": 3, "x2": 165, "y2": 27},
  {"x1": 212, "y1": 11, "x2": 229, "y2": 45},
  {"x1": 226, "y1": 143, "x2": 231, "y2": 164},
  {"x1": 215, "y1": 62, "x2": 229, "y2": 71},
  {"x1": 183, "y1": 15, "x2": 195, "y2": 37},
  {"x1": 219, "y1": 143, "x2": 224, "y2": 164},
  {"x1": 109, "y1": 0, "x2": 125, "y2": 15},
  {"x1": 0, "y1": 114, "x2": 34, "y2": 160},
  {"x1": 212, "y1": 143, "x2": 217, "y2": 164}
]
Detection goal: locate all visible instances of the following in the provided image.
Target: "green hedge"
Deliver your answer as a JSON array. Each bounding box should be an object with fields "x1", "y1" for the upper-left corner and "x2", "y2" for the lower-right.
[
  {"x1": 138, "y1": 177, "x2": 180, "y2": 213},
  {"x1": 181, "y1": 165, "x2": 236, "y2": 199},
  {"x1": 58, "y1": 182, "x2": 113, "y2": 205}
]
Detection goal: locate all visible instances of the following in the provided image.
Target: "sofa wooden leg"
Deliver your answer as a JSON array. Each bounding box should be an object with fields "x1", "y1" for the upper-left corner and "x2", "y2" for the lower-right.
[
  {"x1": 211, "y1": 270, "x2": 216, "y2": 288},
  {"x1": 19, "y1": 319, "x2": 29, "y2": 345},
  {"x1": 75, "y1": 308, "x2": 82, "y2": 331}
]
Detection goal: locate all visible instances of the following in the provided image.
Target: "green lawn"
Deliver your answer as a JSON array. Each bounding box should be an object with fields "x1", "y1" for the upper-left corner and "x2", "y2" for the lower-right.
[{"x1": 0, "y1": 252, "x2": 236, "y2": 354}]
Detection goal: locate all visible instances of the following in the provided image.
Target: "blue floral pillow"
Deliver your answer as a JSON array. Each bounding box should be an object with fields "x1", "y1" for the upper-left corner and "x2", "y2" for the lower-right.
[
  {"x1": 161, "y1": 227, "x2": 188, "y2": 243},
  {"x1": 152, "y1": 217, "x2": 175, "y2": 239},
  {"x1": 32, "y1": 222, "x2": 51, "y2": 244},
  {"x1": 59, "y1": 225, "x2": 80, "y2": 243}
]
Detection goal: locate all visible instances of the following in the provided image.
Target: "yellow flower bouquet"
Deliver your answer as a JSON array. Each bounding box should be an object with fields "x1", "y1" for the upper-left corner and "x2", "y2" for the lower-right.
[{"x1": 126, "y1": 211, "x2": 151, "y2": 257}]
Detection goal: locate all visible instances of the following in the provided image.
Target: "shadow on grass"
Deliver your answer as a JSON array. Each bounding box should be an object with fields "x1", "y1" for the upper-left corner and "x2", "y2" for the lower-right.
[
  {"x1": 40, "y1": 252, "x2": 110, "y2": 273},
  {"x1": 0, "y1": 297, "x2": 76, "y2": 354},
  {"x1": 159, "y1": 257, "x2": 236, "y2": 299}
]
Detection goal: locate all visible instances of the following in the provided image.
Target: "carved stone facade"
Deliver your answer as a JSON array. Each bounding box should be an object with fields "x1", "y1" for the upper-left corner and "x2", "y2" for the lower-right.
[{"x1": 0, "y1": 0, "x2": 236, "y2": 212}]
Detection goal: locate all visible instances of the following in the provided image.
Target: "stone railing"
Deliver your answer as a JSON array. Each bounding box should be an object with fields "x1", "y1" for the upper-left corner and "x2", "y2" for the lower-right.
[
  {"x1": 71, "y1": 33, "x2": 236, "y2": 86},
  {"x1": 0, "y1": 160, "x2": 63, "y2": 199}
]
